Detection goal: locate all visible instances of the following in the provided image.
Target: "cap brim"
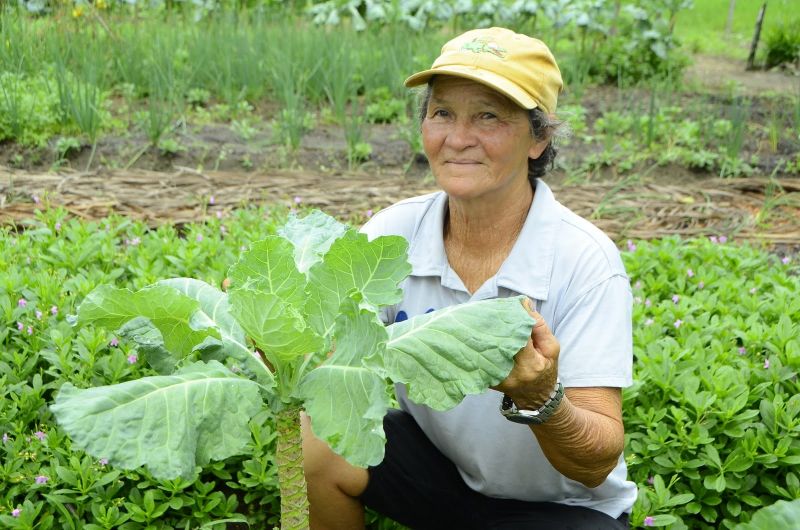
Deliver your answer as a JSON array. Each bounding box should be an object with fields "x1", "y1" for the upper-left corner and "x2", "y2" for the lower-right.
[{"x1": 404, "y1": 65, "x2": 538, "y2": 110}]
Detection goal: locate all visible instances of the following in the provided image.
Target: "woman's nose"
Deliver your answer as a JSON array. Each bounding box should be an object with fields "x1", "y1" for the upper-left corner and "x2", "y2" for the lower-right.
[{"x1": 444, "y1": 119, "x2": 477, "y2": 150}]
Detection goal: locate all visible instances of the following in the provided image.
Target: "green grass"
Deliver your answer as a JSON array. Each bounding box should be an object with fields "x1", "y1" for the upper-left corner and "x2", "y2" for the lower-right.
[{"x1": 674, "y1": 0, "x2": 800, "y2": 59}]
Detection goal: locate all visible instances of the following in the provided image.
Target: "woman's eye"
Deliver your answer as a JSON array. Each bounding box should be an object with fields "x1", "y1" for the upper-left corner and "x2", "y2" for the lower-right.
[
  {"x1": 431, "y1": 109, "x2": 449, "y2": 118},
  {"x1": 481, "y1": 112, "x2": 497, "y2": 120}
]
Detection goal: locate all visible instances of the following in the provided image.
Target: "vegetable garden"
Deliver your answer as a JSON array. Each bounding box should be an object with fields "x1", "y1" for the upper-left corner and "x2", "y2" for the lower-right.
[{"x1": 1, "y1": 0, "x2": 800, "y2": 528}]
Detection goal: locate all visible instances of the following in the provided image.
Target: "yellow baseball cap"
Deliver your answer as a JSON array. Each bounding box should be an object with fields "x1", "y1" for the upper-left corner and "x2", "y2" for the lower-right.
[{"x1": 404, "y1": 27, "x2": 563, "y2": 114}]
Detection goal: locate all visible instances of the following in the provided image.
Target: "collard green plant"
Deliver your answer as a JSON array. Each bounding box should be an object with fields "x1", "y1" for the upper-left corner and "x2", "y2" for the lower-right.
[{"x1": 50, "y1": 209, "x2": 535, "y2": 529}]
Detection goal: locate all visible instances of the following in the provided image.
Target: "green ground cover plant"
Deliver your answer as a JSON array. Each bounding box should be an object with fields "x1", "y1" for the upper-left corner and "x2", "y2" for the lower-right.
[{"x1": 1, "y1": 204, "x2": 798, "y2": 528}]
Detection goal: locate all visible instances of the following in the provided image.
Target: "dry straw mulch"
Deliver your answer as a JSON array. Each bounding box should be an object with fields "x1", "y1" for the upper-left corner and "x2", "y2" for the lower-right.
[{"x1": 1, "y1": 166, "x2": 799, "y2": 246}]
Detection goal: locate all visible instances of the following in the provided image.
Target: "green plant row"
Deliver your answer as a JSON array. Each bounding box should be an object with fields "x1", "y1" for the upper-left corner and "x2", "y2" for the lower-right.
[
  {"x1": 560, "y1": 89, "x2": 800, "y2": 179},
  {"x1": 0, "y1": 3, "x2": 691, "y2": 151},
  {"x1": 0, "y1": 204, "x2": 798, "y2": 528}
]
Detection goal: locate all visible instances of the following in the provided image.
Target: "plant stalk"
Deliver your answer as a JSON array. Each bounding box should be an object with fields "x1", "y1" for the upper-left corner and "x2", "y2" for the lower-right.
[{"x1": 276, "y1": 406, "x2": 310, "y2": 530}]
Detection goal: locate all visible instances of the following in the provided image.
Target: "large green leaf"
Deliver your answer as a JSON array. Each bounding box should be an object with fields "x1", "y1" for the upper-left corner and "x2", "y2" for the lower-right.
[
  {"x1": 229, "y1": 287, "x2": 324, "y2": 364},
  {"x1": 227, "y1": 237, "x2": 307, "y2": 307},
  {"x1": 375, "y1": 296, "x2": 534, "y2": 410},
  {"x1": 77, "y1": 285, "x2": 220, "y2": 374},
  {"x1": 158, "y1": 278, "x2": 274, "y2": 389},
  {"x1": 278, "y1": 210, "x2": 347, "y2": 273},
  {"x1": 734, "y1": 499, "x2": 800, "y2": 530},
  {"x1": 305, "y1": 232, "x2": 411, "y2": 338},
  {"x1": 298, "y1": 296, "x2": 390, "y2": 467},
  {"x1": 50, "y1": 361, "x2": 262, "y2": 481}
]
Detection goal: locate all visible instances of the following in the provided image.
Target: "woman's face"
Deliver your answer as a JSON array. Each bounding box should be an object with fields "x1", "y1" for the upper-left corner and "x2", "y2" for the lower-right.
[{"x1": 421, "y1": 76, "x2": 547, "y2": 204}]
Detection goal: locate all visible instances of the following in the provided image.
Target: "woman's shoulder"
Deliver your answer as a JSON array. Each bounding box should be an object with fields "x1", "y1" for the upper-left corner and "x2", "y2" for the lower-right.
[
  {"x1": 552, "y1": 201, "x2": 627, "y2": 278},
  {"x1": 359, "y1": 191, "x2": 444, "y2": 241}
]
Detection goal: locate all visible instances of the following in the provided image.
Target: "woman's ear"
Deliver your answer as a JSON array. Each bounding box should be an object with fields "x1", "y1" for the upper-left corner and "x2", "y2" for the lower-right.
[{"x1": 528, "y1": 138, "x2": 550, "y2": 160}]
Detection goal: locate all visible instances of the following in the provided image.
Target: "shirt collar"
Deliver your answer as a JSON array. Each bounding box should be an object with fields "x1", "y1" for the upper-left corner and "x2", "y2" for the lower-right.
[{"x1": 406, "y1": 179, "x2": 560, "y2": 301}]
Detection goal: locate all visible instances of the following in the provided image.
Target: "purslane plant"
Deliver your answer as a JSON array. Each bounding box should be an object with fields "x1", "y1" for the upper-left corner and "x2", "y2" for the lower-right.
[{"x1": 50, "y1": 210, "x2": 535, "y2": 529}]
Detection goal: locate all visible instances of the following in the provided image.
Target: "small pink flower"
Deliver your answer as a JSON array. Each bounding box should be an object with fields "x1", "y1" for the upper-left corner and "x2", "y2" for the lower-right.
[
  {"x1": 26, "y1": 326, "x2": 33, "y2": 335},
  {"x1": 35, "y1": 310, "x2": 43, "y2": 320},
  {"x1": 633, "y1": 296, "x2": 642, "y2": 305},
  {"x1": 687, "y1": 268, "x2": 694, "y2": 277},
  {"x1": 32, "y1": 194, "x2": 40, "y2": 204},
  {"x1": 54, "y1": 222, "x2": 61, "y2": 231},
  {"x1": 644, "y1": 516, "x2": 655, "y2": 527},
  {"x1": 12, "y1": 507, "x2": 21, "y2": 517},
  {"x1": 644, "y1": 318, "x2": 654, "y2": 326},
  {"x1": 647, "y1": 476, "x2": 655, "y2": 485},
  {"x1": 35, "y1": 475, "x2": 48, "y2": 484},
  {"x1": 34, "y1": 431, "x2": 46, "y2": 441},
  {"x1": 216, "y1": 211, "x2": 223, "y2": 219},
  {"x1": 782, "y1": 256, "x2": 791, "y2": 265},
  {"x1": 293, "y1": 196, "x2": 302, "y2": 204},
  {"x1": 209, "y1": 195, "x2": 215, "y2": 205},
  {"x1": 127, "y1": 354, "x2": 138, "y2": 364},
  {"x1": 764, "y1": 358, "x2": 770, "y2": 369},
  {"x1": 719, "y1": 235, "x2": 727, "y2": 243},
  {"x1": 109, "y1": 337, "x2": 119, "y2": 347},
  {"x1": 674, "y1": 319, "x2": 683, "y2": 329},
  {"x1": 749, "y1": 287, "x2": 757, "y2": 294},
  {"x1": 18, "y1": 298, "x2": 27, "y2": 307},
  {"x1": 99, "y1": 458, "x2": 108, "y2": 466},
  {"x1": 366, "y1": 209, "x2": 373, "y2": 218},
  {"x1": 644, "y1": 298, "x2": 651, "y2": 308},
  {"x1": 698, "y1": 281, "x2": 705, "y2": 289},
  {"x1": 129, "y1": 237, "x2": 141, "y2": 246},
  {"x1": 634, "y1": 281, "x2": 642, "y2": 289},
  {"x1": 738, "y1": 347, "x2": 746, "y2": 355},
  {"x1": 626, "y1": 240, "x2": 636, "y2": 252},
  {"x1": 220, "y1": 225, "x2": 227, "y2": 234},
  {"x1": 672, "y1": 294, "x2": 680, "y2": 304},
  {"x1": 196, "y1": 234, "x2": 203, "y2": 242},
  {"x1": 2, "y1": 433, "x2": 8, "y2": 443},
  {"x1": 51, "y1": 305, "x2": 58, "y2": 315},
  {"x1": 709, "y1": 235, "x2": 718, "y2": 244},
  {"x1": 17, "y1": 322, "x2": 24, "y2": 331}
]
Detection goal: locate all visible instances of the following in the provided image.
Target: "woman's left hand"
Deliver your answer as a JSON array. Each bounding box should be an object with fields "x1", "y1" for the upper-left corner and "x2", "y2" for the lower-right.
[{"x1": 491, "y1": 298, "x2": 560, "y2": 409}]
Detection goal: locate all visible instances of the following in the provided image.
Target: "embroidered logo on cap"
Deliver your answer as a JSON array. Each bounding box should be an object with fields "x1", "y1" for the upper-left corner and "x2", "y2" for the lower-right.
[{"x1": 460, "y1": 38, "x2": 507, "y2": 59}]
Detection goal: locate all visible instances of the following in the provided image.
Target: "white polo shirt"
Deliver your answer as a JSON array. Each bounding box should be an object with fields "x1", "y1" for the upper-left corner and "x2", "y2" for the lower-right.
[{"x1": 361, "y1": 179, "x2": 637, "y2": 518}]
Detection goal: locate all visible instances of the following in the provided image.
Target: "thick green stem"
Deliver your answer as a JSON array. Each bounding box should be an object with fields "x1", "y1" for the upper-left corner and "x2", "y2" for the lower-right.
[{"x1": 276, "y1": 406, "x2": 310, "y2": 530}]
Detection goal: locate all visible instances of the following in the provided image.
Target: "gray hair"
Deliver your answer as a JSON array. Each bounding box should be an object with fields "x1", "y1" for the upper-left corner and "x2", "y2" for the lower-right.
[{"x1": 418, "y1": 82, "x2": 564, "y2": 187}]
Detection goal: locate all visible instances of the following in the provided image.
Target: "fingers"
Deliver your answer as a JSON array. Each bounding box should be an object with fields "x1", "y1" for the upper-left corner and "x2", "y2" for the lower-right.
[{"x1": 522, "y1": 298, "x2": 560, "y2": 361}]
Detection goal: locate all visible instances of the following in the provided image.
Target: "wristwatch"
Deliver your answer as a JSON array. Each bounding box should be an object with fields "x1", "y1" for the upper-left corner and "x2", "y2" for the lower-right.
[{"x1": 500, "y1": 380, "x2": 564, "y2": 425}]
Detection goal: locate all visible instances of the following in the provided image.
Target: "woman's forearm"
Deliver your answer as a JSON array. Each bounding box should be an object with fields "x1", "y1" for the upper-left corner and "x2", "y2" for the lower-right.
[{"x1": 530, "y1": 389, "x2": 624, "y2": 488}]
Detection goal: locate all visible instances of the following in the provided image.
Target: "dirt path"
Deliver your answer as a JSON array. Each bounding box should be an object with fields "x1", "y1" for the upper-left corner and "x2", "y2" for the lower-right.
[
  {"x1": 685, "y1": 54, "x2": 799, "y2": 95},
  {"x1": 2, "y1": 166, "x2": 798, "y2": 253}
]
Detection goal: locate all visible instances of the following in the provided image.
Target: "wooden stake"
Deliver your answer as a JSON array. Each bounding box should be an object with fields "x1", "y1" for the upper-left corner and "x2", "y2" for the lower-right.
[{"x1": 746, "y1": 2, "x2": 767, "y2": 70}]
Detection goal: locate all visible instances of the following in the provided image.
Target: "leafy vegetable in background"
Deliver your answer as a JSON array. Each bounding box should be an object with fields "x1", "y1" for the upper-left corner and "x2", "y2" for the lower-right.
[{"x1": 50, "y1": 209, "x2": 535, "y2": 529}]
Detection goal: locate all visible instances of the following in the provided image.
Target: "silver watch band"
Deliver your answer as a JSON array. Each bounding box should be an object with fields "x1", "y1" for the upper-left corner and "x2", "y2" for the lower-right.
[{"x1": 500, "y1": 379, "x2": 564, "y2": 425}]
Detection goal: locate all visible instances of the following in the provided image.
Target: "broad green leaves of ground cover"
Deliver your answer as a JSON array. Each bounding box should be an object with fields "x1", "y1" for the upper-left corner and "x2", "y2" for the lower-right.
[
  {"x1": 50, "y1": 209, "x2": 535, "y2": 482},
  {"x1": 621, "y1": 236, "x2": 799, "y2": 529}
]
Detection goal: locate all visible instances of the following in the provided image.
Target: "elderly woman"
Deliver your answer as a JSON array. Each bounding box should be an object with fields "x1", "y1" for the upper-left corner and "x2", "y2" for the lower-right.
[{"x1": 303, "y1": 27, "x2": 635, "y2": 529}]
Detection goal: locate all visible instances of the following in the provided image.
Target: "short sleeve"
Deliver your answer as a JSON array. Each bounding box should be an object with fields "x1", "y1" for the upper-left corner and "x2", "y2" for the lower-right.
[{"x1": 552, "y1": 274, "x2": 633, "y2": 388}]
